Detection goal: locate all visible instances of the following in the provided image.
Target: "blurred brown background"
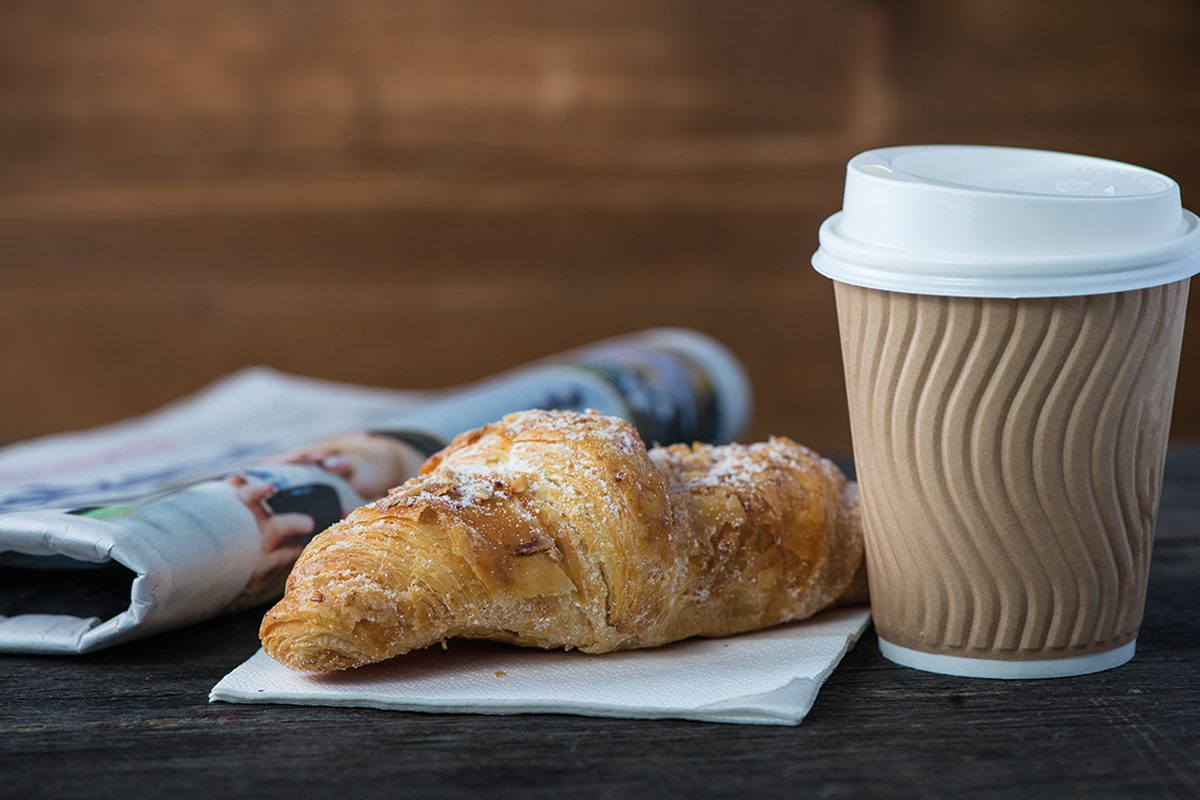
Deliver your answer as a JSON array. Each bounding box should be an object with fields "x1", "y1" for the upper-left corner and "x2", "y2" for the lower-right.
[{"x1": 2, "y1": 0, "x2": 1198, "y2": 454}]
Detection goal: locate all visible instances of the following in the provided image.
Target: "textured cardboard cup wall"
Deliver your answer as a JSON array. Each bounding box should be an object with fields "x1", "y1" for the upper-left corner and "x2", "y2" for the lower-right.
[{"x1": 834, "y1": 279, "x2": 1190, "y2": 660}]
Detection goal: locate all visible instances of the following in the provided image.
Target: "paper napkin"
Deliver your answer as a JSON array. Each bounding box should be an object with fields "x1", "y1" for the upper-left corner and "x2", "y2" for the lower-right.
[{"x1": 210, "y1": 607, "x2": 869, "y2": 726}]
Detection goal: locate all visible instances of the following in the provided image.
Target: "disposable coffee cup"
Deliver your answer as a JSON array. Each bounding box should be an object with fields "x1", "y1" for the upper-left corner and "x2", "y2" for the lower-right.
[{"x1": 812, "y1": 145, "x2": 1200, "y2": 679}]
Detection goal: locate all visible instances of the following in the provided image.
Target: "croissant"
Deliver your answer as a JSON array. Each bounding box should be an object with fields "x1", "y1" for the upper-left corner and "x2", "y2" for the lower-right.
[{"x1": 261, "y1": 409, "x2": 864, "y2": 672}]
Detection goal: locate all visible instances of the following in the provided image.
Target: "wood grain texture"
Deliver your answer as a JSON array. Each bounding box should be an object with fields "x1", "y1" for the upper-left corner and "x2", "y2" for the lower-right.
[
  {"x1": 0, "y1": 447, "x2": 1197, "y2": 799},
  {"x1": 0, "y1": 0, "x2": 1198, "y2": 454}
]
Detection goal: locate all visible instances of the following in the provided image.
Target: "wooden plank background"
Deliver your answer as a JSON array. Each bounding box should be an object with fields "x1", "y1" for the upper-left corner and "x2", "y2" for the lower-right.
[{"x1": 2, "y1": 0, "x2": 1198, "y2": 454}]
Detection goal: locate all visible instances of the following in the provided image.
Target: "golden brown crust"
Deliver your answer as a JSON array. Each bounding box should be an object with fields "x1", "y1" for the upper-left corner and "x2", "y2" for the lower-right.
[
  {"x1": 260, "y1": 409, "x2": 863, "y2": 672},
  {"x1": 649, "y1": 437, "x2": 863, "y2": 641}
]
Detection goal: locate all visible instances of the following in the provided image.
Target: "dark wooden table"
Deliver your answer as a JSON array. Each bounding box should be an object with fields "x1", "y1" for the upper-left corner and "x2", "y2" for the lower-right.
[{"x1": 3, "y1": 448, "x2": 1198, "y2": 799}]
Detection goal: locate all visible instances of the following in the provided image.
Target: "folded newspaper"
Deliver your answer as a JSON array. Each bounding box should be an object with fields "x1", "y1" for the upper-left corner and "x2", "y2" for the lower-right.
[{"x1": 0, "y1": 330, "x2": 750, "y2": 654}]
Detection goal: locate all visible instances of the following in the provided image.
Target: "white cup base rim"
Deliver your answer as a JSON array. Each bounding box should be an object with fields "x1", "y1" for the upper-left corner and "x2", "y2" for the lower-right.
[{"x1": 878, "y1": 637, "x2": 1137, "y2": 679}]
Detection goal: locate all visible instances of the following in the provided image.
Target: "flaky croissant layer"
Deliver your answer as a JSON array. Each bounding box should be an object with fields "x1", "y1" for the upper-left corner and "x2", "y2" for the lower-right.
[{"x1": 261, "y1": 409, "x2": 863, "y2": 672}]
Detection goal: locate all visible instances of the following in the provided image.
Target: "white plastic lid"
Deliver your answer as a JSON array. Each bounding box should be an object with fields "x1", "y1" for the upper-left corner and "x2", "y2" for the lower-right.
[{"x1": 812, "y1": 145, "x2": 1200, "y2": 297}]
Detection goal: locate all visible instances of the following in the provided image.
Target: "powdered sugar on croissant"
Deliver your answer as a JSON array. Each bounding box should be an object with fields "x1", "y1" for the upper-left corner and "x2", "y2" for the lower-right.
[{"x1": 260, "y1": 409, "x2": 863, "y2": 672}]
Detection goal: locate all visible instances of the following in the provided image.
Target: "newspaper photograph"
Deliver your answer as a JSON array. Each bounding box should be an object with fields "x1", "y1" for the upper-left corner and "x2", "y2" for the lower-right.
[{"x1": 0, "y1": 329, "x2": 750, "y2": 654}]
